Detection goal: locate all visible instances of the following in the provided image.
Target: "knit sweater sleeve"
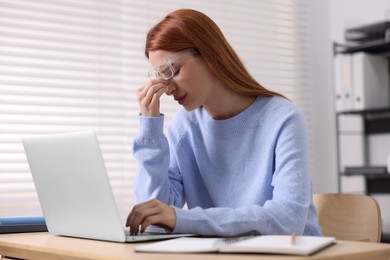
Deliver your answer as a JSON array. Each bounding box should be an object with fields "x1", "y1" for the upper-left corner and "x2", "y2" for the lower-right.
[
  {"x1": 172, "y1": 110, "x2": 320, "y2": 236},
  {"x1": 132, "y1": 115, "x2": 185, "y2": 207}
]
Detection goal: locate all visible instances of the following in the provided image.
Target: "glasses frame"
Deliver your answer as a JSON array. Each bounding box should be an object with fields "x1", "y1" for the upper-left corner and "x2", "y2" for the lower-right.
[
  {"x1": 148, "y1": 56, "x2": 175, "y2": 80},
  {"x1": 147, "y1": 49, "x2": 198, "y2": 80}
]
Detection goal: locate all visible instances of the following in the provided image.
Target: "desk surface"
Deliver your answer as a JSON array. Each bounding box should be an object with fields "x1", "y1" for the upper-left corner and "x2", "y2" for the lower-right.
[{"x1": 1, "y1": 232, "x2": 390, "y2": 260}]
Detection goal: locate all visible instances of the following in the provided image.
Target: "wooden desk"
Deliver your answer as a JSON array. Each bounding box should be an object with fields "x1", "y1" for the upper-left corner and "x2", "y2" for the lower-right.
[{"x1": 1, "y1": 232, "x2": 390, "y2": 260}]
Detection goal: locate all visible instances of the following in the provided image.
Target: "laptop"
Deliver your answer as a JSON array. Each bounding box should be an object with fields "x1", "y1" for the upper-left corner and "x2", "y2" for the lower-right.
[{"x1": 22, "y1": 131, "x2": 194, "y2": 242}]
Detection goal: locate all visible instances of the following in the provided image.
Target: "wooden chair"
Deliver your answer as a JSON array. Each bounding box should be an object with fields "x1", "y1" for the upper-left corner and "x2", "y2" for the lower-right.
[{"x1": 313, "y1": 193, "x2": 382, "y2": 242}]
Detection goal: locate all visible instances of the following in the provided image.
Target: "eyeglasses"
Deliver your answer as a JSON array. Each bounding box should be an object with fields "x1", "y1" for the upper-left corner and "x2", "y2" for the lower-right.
[
  {"x1": 148, "y1": 56, "x2": 176, "y2": 80},
  {"x1": 147, "y1": 49, "x2": 198, "y2": 80}
]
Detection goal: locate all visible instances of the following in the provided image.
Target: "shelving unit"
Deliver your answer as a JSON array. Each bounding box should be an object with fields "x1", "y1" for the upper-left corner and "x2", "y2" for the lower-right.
[
  {"x1": 334, "y1": 39, "x2": 390, "y2": 184},
  {"x1": 334, "y1": 39, "x2": 390, "y2": 243}
]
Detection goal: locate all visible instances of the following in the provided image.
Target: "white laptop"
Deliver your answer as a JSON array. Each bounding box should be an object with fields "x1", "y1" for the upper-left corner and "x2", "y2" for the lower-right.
[{"x1": 22, "y1": 131, "x2": 194, "y2": 242}]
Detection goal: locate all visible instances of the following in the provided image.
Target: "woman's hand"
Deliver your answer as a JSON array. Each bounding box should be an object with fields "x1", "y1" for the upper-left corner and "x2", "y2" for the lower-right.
[
  {"x1": 126, "y1": 199, "x2": 176, "y2": 235},
  {"x1": 136, "y1": 79, "x2": 169, "y2": 117}
]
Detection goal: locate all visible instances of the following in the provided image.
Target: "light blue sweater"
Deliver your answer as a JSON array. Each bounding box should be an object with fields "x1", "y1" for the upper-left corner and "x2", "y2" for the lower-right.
[{"x1": 133, "y1": 96, "x2": 322, "y2": 236}]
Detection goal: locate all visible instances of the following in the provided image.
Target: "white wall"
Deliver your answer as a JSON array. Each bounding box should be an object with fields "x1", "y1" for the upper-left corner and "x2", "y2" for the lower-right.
[
  {"x1": 307, "y1": 0, "x2": 338, "y2": 193},
  {"x1": 329, "y1": 0, "x2": 390, "y2": 43}
]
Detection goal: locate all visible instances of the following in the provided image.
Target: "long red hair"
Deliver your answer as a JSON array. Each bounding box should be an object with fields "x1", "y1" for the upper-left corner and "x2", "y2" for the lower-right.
[{"x1": 145, "y1": 9, "x2": 285, "y2": 98}]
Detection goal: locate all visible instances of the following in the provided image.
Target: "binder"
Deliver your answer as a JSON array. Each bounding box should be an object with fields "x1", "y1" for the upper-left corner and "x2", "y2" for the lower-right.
[
  {"x1": 333, "y1": 54, "x2": 353, "y2": 112},
  {"x1": 351, "y1": 52, "x2": 389, "y2": 110}
]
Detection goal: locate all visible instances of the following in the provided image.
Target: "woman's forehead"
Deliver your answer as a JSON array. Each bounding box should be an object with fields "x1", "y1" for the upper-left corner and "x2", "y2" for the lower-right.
[{"x1": 148, "y1": 50, "x2": 173, "y2": 66}]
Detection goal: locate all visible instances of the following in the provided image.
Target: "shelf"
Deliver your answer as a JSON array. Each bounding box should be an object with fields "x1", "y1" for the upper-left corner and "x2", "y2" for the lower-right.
[
  {"x1": 337, "y1": 108, "x2": 390, "y2": 134},
  {"x1": 342, "y1": 172, "x2": 390, "y2": 194},
  {"x1": 366, "y1": 175, "x2": 390, "y2": 194},
  {"x1": 343, "y1": 166, "x2": 388, "y2": 176},
  {"x1": 334, "y1": 40, "x2": 390, "y2": 57},
  {"x1": 342, "y1": 172, "x2": 390, "y2": 178},
  {"x1": 337, "y1": 107, "x2": 390, "y2": 115}
]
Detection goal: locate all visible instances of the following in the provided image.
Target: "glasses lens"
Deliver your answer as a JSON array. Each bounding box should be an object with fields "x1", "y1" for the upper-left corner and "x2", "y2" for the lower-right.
[
  {"x1": 148, "y1": 57, "x2": 176, "y2": 80},
  {"x1": 148, "y1": 69, "x2": 159, "y2": 80},
  {"x1": 160, "y1": 64, "x2": 174, "y2": 80}
]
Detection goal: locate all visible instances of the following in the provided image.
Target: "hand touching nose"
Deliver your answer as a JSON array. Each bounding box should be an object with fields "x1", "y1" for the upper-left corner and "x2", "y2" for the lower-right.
[{"x1": 137, "y1": 79, "x2": 169, "y2": 117}]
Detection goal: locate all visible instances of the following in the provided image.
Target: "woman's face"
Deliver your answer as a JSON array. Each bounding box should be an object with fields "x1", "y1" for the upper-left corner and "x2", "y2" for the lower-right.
[{"x1": 148, "y1": 49, "x2": 219, "y2": 111}]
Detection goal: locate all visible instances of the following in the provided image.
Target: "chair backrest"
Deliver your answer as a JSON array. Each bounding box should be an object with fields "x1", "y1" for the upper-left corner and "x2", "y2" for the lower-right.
[{"x1": 313, "y1": 193, "x2": 382, "y2": 243}]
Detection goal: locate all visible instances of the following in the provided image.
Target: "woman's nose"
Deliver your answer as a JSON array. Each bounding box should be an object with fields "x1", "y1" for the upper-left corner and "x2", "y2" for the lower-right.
[{"x1": 165, "y1": 81, "x2": 176, "y2": 96}]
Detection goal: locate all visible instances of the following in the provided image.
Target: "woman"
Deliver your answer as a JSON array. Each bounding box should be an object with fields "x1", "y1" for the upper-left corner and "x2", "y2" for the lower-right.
[{"x1": 126, "y1": 9, "x2": 322, "y2": 237}]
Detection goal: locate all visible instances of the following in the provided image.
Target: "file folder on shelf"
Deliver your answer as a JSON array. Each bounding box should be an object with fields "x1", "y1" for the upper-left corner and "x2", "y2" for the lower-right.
[
  {"x1": 351, "y1": 52, "x2": 389, "y2": 110},
  {"x1": 333, "y1": 52, "x2": 389, "y2": 112},
  {"x1": 334, "y1": 54, "x2": 353, "y2": 112}
]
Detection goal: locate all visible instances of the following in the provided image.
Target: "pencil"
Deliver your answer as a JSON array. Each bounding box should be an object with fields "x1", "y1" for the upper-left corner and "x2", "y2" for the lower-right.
[{"x1": 290, "y1": 232, "x2": 297, "y2": 245}]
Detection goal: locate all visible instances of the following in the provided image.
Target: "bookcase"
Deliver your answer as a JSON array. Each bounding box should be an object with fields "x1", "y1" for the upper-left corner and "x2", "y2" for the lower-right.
[
  {"x1": 334, "y1": 39, "x2": 390, "y2": 192},
  {"x1": 333, "y1": 39, "x2": 390, "y2": 242}
]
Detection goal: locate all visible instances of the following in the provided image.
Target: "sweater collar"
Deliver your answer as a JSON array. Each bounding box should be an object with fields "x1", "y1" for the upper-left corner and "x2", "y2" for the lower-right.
[{"x1": 198, "y1": 96, "x2": 271, "y2": 138}]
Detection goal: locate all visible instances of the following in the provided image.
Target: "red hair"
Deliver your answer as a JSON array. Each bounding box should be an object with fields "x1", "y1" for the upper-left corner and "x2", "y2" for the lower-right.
[{"x1": 145, "y1": 9, "x2": 285, "y2": 98}]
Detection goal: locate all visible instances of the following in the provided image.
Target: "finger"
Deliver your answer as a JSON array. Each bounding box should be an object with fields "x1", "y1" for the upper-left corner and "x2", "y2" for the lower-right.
[
  {"x1": 137, "y1": 82, "x2": 167, "y2": 104},
  {"x1": 137, "y1": 79, "x2": 169, "y2": 99},
  {"x1": 144, "y1": 83, "x2": 168, "y2": 103},
  {"x1": 138, "y1": 84, "x2": 168, "y2": 117},
  {"x1": 129, "y1": 207, "x2": 161, "y2": 235},
  {"x1": 138, "y1": 204, "x2": 176, "y2": 233},
  {"x1": 140, "y1": 215, "x2": 161, "y2": 233},
  {"x1": 148, "y1": 86, "x2": 168, "y2": 111},
  {"x1": 126, "y1": 199, "x2": 156, "y2": 226},
  {"x1": 126, "y1": 200, "x2": 160, "y2": 233}
]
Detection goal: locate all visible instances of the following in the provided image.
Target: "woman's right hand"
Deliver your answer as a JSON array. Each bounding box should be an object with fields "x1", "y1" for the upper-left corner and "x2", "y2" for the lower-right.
[
  {"x1": 136, "y1": 79, "x2": 169, "y2": 117},
  {"x1": 126, "y1": 199, "x2": 176, "y2": 235}
]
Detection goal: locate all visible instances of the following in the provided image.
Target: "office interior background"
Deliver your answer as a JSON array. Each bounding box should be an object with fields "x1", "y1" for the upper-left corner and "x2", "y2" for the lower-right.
[{"x1": 1, "y1": 0, "x2": 390, "y2": 234}]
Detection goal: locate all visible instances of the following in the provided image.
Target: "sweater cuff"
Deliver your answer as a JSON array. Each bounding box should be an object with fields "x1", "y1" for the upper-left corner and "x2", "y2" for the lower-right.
[
  {"x1": 138, "y1": 114, "x2": 165, "y2": 138},
  {"x1": 172, "y1": 207, "x2": 198, "y2": 234}
]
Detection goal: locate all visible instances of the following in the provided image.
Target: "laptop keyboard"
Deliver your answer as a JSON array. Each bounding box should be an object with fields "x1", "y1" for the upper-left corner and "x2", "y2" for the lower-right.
[
  {"x1": 124, "y1": 230, "x2": 163, "y2": 236},
  {"x1": 124, "y1": 225, "x2": 170, "y2": 236}
]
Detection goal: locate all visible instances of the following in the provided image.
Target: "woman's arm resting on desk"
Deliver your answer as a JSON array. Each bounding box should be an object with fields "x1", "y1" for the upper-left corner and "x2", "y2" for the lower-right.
[{"x1": 126, "y1": 196, "x2": 317, "y2": 237}]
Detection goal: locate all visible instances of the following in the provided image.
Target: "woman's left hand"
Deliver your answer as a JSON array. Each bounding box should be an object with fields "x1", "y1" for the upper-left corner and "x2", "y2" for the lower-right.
[{"x1": 126, "y1": 199, "x2": 176, "y2": 234}]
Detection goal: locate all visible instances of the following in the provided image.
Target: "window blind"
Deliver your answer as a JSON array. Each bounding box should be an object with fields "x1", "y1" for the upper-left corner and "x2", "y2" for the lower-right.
[{"x1": 0, "y1": 0, "x2": 311, "y2": 222}]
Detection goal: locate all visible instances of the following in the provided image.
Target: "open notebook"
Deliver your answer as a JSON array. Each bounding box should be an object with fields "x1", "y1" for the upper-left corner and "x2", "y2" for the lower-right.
[{"x1": 135, "y1": 235, "x2": 336, "y2": 256}]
